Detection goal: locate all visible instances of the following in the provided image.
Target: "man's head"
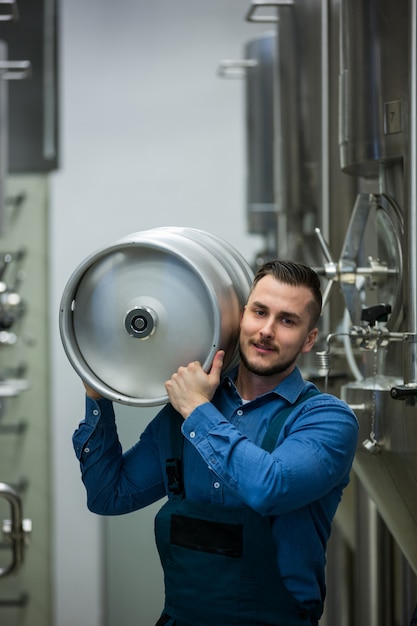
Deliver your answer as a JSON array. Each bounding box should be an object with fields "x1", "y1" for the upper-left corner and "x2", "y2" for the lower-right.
[
  {"x1": 238, "y1": 260, "x2": 322, "y2": 382},
  {"x1": 250, "y1": 260, "x2": 322, "y2": 330}
]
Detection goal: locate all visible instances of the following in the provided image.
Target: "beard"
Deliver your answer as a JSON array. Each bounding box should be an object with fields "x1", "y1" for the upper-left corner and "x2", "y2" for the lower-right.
[{"x1": 239, "y1": 343, "x2": 298, "y2": 378}]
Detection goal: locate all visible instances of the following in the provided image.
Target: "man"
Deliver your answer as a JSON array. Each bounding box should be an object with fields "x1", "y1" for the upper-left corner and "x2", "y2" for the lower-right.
[{"x1": 73, "y1": 260, "x2": 358, "y2": 626}]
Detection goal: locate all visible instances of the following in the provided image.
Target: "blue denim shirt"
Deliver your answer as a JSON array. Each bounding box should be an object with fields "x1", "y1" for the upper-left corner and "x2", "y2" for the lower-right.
[{"x1": 73, "y1": 366, "x2": 358, "y2": 606}]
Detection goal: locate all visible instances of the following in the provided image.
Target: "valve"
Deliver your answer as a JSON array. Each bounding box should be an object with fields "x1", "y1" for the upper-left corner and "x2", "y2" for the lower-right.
[
  {"x1": 361, "y1": 303, "x2": 392, "y2": 326},
  {"x1": 316, "y1": 303, "x2": 403, "y2": 376}
]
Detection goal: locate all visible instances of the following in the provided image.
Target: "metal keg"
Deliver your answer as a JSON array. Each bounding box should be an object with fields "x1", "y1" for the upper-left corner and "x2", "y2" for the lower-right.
[{"x1": 59, "y1": 227, "x2": 254, "y2": 406}]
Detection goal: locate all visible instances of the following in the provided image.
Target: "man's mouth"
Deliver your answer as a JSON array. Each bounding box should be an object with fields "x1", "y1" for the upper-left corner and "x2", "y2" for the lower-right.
[{"x1": 253, "y1": 342, "x2": 276, "y2": 353}]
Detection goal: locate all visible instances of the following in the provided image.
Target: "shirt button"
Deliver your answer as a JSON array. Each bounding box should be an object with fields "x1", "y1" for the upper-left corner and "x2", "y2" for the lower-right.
[
  {"x1": 213, "y1": 482, "x2": 220, "y2": 489},
  {"x1": 237, "y1": 409, "x2": 243, "y2": 416},
  {"x1": 93, "y1": 409, "x2": 99, "y2": 416},
  {"x1": 84, "y1": 447, "x2": 90, "y2": 453},
  {"x1": 190, "y1": 431, "x2": 196, "y2": 438}
]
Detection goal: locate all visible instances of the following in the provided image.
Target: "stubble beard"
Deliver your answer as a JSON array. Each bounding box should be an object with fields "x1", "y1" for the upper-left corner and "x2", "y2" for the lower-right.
[{"x1": 238, "y1": 342, "x2": 298, "y2": 378}]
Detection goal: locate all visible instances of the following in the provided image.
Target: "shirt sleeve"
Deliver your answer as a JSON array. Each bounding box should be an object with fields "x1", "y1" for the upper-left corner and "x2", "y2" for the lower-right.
[
  {"x1": 181, "y1": 398, "x2": 359, "y2": 516},
  {"x1": 72, "y1": 396, "x2": 166, "y2": 515}
]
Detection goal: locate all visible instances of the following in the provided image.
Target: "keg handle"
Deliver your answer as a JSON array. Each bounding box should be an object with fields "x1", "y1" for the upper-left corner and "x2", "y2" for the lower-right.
[
  {"x1": 0, "y1": 482, "x2": 32, "y2": 578},
  {"x1": 245, "y1": 0, "x2": 293, "y2": 23},
  {"x1": 0, "y1": 0, "x2": 19, "y2": 21},
  {"x1": 217, "y1": 59, "x2": 257, "y2": 79}
]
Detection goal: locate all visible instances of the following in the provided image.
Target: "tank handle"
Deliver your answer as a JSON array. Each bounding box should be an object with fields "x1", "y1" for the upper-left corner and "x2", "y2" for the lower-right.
[
  {"x1": 0, "y1": 482, "x2": 32, "y2": 578},
  {"x1": 0, "y1": 0, "x2": 19, "y2": 21},
  {"x1": 0, "y1": 59, "x2": 31, "y2": 80},
  {"x1": 217, "y1": 59, "x2": 257, "y2": 79},
  {"x1": 245, "y1": 0, "x2": 293, "y2": 23}
]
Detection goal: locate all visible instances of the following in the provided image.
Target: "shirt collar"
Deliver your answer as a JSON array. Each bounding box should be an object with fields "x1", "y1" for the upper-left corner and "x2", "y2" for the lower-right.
[{"x1": 222, "y1": 365, "x2": 307, "y2": 404}]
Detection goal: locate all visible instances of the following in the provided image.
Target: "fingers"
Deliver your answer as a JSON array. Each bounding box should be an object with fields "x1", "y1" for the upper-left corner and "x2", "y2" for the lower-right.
[
  {"x1": 210, "y1": 350, "x2": 225, "y2": 377},
  {"x1": 167, "y1": 350, "x2": 225, "y2": 387}
]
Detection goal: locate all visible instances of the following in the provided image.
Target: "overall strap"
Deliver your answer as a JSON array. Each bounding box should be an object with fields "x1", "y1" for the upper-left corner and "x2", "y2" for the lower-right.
[
  {"x1": 166, "y1": 410, "x2": 185, "y2": 495},
  {"x1": 261, "y1": 389, "x2": 321, "y2": 453}
]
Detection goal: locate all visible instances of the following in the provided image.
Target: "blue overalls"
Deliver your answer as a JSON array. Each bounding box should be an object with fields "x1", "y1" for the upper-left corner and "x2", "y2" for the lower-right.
[{"x1": 154, "y1": 391, "x2": 323, "y2": 626}]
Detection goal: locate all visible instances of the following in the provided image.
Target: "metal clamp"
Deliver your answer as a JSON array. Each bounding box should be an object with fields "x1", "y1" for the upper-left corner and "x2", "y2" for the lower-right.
[
  {"x1": 217, "y1": 59, "x2": 257, "y2": 79},
  {"x1": 0, "y1": 482, "x2": 31, "y2": 578},
  {"x1": 245, "y1": 0, "x2": 293, "y2": 23},
  {"x1": 0, "y1": 0, "x2": 19, "y2": 21}
]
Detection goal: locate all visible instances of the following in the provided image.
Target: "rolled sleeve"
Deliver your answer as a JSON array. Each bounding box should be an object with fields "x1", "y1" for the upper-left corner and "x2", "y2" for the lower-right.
[{"x1": 72, "y1": 396, "x2": 116, "y2": 460}]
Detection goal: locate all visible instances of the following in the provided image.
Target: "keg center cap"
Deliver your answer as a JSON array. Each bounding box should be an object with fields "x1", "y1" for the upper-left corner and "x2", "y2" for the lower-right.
[{"x1": 125, "y1": 306, "x2": 157, "y2": 339}]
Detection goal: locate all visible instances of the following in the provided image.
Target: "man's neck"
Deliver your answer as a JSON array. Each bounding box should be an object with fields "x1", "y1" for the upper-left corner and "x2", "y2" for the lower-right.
[{"x1": 235, "y1": 364, "x2": 294, "y2": 401}]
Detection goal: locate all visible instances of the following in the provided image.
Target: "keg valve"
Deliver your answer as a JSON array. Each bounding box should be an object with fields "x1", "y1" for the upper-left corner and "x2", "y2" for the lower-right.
[{"x1": 124, "y1": 306, "x2": 157, "y2": 339}]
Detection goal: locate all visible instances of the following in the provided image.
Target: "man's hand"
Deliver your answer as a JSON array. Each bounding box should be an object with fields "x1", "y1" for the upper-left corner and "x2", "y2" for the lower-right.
[
  {"x1": 165, "y1": 350, "x2": 225, "y2": 419},
  {"x1": 83, "y1": 381, "x2": 103, "y2": 400}
]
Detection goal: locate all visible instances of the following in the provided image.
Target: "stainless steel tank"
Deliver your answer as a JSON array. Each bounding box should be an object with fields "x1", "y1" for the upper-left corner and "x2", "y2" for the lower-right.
[
  {"x1": 243, "y1": 0, "x2": 417, "y2": 623},
  {"x1": 339, "y1": 0, "x2": 408, "y2": 176},
  {"x1": 59, "y1": 227, "x2": 253, "y2": 406},
  {"x1": 245, "y1": 32, "x2": 277, "y2": 237}
]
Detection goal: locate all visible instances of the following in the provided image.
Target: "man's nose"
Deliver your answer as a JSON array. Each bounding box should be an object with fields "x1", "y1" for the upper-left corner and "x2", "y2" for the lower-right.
[{"x1": 260, "y1": 318, "x2": 275, "y2": 337}]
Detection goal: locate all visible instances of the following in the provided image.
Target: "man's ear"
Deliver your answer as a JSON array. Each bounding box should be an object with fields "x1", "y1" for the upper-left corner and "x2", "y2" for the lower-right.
[{"x1": 301, "y1": 328, "x2": 318, "y2": 354}]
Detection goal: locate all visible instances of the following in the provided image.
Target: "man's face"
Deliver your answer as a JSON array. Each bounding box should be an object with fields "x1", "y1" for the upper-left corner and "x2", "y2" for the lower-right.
[{"x1": 239, "y1": 274, "x2": 318, "y2": 379}]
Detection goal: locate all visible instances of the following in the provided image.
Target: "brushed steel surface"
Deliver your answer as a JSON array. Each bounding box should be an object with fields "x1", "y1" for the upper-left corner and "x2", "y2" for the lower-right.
[{"x1": 59, "y1": 227, "x2": 253, "y2": 406}]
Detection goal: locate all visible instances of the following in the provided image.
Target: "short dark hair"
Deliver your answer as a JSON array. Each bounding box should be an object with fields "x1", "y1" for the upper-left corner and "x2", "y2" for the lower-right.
[{"x1": 251, "y1": 260, "x2": 322, "y2": 328}]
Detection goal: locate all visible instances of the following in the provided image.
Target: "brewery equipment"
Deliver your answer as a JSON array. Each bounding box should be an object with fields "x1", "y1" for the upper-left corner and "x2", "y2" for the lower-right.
[{"x1": 242, "y1": 0, "x2": 417, "y2": 622}]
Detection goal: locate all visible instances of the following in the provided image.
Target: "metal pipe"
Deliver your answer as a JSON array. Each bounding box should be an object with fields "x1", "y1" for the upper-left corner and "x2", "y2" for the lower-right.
[
  {"x1": 321, "y1": 0, "x2": 330, "y2": 245},
  {"x1": 406, "y1": 0, "x2": 417, "y2": 384},
  {"x1": 319, "y1": 2, "x2": 332, "y2": 340},
  {"x1": 0, "y1": 42, "x2": 8, "y2": 236}
]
